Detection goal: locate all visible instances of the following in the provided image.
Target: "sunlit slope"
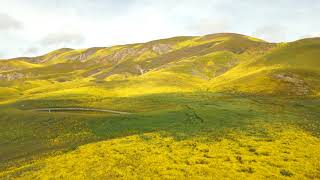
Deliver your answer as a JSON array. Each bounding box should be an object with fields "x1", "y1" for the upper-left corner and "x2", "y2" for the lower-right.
[
  {"x1": 0, "y1": 33, "x2": 269, "y2": 79},
  {"x1": 211, "y1": 38, "x2": 320, "y2": 95},
  {"x1": 0, "y1": 34, "x2": 319, "y2": 102},
  {"x1": 0, "y1": 59, "x2": 41, "y2": 73},
  {"x1": 0, "y1": 33, "x2": 276, "y2": 102}
]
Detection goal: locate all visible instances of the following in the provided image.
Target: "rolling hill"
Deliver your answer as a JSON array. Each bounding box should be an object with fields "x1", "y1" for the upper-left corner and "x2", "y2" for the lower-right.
[{"x1": 0, "y1": 33, "x2": 320, "y2": 179}]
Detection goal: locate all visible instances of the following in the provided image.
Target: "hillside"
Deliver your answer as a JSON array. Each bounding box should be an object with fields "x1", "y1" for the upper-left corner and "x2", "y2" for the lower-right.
[
  {"x1": 0, "y1": 33, "x2": 320, "y2": 179},
  {"x1": 1, "y1": 33, "x2": 319, "y2": 98},
  {"x1": 211, "y1": 38, "x2": 320, "y2": 95}
]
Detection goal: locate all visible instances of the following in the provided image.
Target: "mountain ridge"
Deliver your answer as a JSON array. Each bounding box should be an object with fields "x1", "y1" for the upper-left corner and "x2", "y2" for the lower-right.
[
  {"x1": 1, "y1": 33, "x2": 263, "y2": 61},
  {"x1": 0, "y1": 32, "x2": 319, "y2": 97}
]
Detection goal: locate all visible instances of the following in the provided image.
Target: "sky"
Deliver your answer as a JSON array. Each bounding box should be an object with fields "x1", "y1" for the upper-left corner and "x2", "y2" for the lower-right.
[{"x1": 0, "y1": 0, "x2": 319, "y2": 59}]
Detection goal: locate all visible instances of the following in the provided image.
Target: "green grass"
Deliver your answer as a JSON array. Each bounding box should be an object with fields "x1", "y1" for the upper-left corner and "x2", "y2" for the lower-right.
[
  {"x1": 1, "y1": 93, "x2": 320, "y2": 178},
  {"x1": 1, "y1": 92, "x2": 320, "y2": 172}
]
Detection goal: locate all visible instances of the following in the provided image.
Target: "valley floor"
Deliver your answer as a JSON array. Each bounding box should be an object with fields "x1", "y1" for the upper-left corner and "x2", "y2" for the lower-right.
[{"x1": 0, "y1": 93, "x2": 320, "y2": 179}]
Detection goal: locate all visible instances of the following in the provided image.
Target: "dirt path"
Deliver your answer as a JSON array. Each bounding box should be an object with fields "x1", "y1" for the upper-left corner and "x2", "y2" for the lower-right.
[{"x1": 33, "y1": 108, "x2": 132, "y2": 115}]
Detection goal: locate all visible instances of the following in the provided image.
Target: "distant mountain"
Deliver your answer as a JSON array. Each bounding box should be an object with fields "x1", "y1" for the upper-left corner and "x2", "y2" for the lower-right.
[{"x1": 0, "y1": 33, "x2": 319, "y2": 97}]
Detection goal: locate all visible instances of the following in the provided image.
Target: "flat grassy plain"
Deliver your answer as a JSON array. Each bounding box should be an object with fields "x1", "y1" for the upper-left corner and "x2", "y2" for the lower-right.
[{"x1": 0, "y1": 34, "x2": 320, "y2": 179}]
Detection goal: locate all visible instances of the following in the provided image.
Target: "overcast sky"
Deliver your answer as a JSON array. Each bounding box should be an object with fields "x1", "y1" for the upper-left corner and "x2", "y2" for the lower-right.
[{"x1": 0, "y1": 0, "x2": 319, "y2": 59}]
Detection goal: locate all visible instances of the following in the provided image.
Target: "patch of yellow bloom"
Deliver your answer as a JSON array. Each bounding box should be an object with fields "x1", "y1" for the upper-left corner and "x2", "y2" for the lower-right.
[{"x1": 1, "y1": 126, "x2": 319, "y2": 179}]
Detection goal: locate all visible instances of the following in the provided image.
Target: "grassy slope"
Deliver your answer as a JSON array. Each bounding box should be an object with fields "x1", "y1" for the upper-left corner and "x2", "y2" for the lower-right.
[
  {"x1": 211, "y1": 38, "x2": 320, "y2": 95},
  {"x1": 0, "y1": 33, "x2": 320, "y2": 179},
  {"x1": 0, "y1": 60, "x2": 42, "y2": 73}
]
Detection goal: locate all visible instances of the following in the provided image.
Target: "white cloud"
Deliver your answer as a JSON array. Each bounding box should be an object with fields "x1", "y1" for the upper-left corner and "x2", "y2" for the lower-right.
[
  {"x1": 23, "y1": 47, "x2": 39, "y2": 56},
  {"x1": 40, "y1": 32, "x2": 85, "y2": 47},
  {"x1": 301, "y1": 33, "x2": 320, "y2": 39},
  {"x1": 187, "y1": 19, "x2": 229, "y2": 35},
  {"x1": 0, "y1": 52, "x2": 5, "y2": 59},
  {"x1": 254, "y1": 25, "x2": 287, "y2": 42},
  {"x1": 0, "y1": 12, "x2": 23, "y2": 31}
]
